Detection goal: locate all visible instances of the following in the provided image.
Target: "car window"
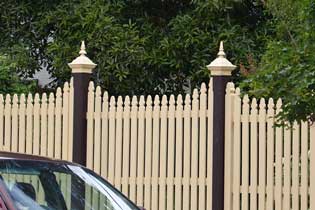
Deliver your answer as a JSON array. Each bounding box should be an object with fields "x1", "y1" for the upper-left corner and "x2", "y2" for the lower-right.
[{"x1": 0, "y1": 160, "x2": 139, "y2": 210}]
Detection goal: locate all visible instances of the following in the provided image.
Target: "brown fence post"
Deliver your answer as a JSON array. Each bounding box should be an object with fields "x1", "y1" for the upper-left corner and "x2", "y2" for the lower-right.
[
  {"x1": 207, "y1": 41, "x2": 236, "y2": 210},
  {"x1": 68, "y1": 41, "x2": 96, "y2": 166}
]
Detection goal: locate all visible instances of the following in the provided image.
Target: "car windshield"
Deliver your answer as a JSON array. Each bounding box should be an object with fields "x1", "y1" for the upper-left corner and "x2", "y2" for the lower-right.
[{"x1": 0, "y1": 159, "x2": 139, "y2": 210}]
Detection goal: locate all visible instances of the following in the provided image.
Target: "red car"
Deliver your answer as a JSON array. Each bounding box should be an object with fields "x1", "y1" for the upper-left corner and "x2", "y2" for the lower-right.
[{"x1": 0, "y1": 152, "x2": 140, "y2": 210}]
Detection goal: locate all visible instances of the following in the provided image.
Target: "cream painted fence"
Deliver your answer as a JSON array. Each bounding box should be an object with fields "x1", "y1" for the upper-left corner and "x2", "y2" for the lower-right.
[
  {"x1": 224, "y1": 82, "x2": 315, "y2": 210},
  {"x1": 86, "y1": 80, "x2": 214, "y2": 210},
  {"x1": 0, "y1": 80, "x2": 73, "y2": 161}
]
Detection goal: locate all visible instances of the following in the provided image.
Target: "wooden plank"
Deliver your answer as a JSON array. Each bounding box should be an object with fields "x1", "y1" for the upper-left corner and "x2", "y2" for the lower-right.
[
  {"x1": 167, "y1": 95, "x2": 175, "y2": 210},
  {"x1": 199, "y1": 84, "x2": 207, "y2": 210},
  {"x1": 129, "y1": 96, "x2": 138, "y2": 202},
  {"x1": 183, "y1": 94, "x2": 191, "y2": 210},
  {"x1": 191, "y1": 89, "x2": 199, "y2": 210},
  {"x1": 258, "y1": 98, "x2": 266, "y2": 210},
  {"x1": 232, "y1": 88, "x2": 241, "y2": 210},
  {"x1": 144, "y1": 95, "x2": 153, "y2": 210},
  {"x1": 94, "y1": 86, "x2": 102, "y2": 174},
  {"x1": 174, "y1": 94, "x2": 183, "y2": 210},
  {"x1": 274, "y1": 99, "x2": 283, "y2": 210},
  {"x1": 101, "y1": 92, "x2": 109, "y2": 178},
  {"x1": 137, "y1": 96, "x2": 145, "y2": 206},
  {"x1": 300, "y1": 121, "x2": 308, "y2": 210},
  {"x1": 114, "y1": 96, "x2": 123, "y2": 190},
  {"x1": 55, "y1": 88, "x2": 62, "y2": 158},
  {"x1": 68, "y1": 78, "x2": 74, "y2": 161},
  {"x1": 33, "y1": 93, "x2": 40, "y2": 155},
  {"x1": 47, "y1": 93, "x2": 55, "y2": 158},
  {"x1": 122, "y1": 96, "x2": 131, "y2": 195},
  {"x1": 11, "y1": 95, "x2": 18, "y2": 152},
  {"x1": 26, "y1": 94, "x2": 33, "y2": 154},
  {"x1": 291, "y1": 121, "x2": 299, "y2": 210},
  {"x1": 250, "y1": 98, "x2": 258, "y2": 210},
  {"x1": 108, "y1": 96, "x2": 116, "y2": 184},
  {"x1": 310, "y1": 125, "x2": 315, "y2": 210},
  {"x1": 86, "y1": 82, "x2": 95, "y2": 169},
  {"x1": 18, "y1": 94, "x2": 26, "y2": 153},
  {"x1": 159, "y1": 95, "x2": 168, "y2": 210},
  {"x1": 151, "y1": 95, "x2": 160, "y2": 210},
  {"x1": 283, "y1": 124, "x2": 291, "y2": 210},
  {"x1": 40, "y1": 93, "x2": 48, "y2": 157},
  {"x1": 266, "y1": 98, "x2": 275, "y2": 210},
  {"x1": 207, "y1": 79, "x2": 213, "y2": 210},
  {"x1": 4, "y1": 94, "x2": 11, "y2": 151},
  {"x1": 62, "y1": 82, "x2": 70, "y2": 161}
]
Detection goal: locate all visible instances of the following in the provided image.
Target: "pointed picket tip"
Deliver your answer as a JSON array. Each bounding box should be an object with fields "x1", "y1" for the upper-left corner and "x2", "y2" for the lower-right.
[
  {"x1": 0, "y1": 94, "x2": 3, "y2": 103},
  {"x1": 34, "y1": 93, "x2": 40, "y2": 103},
  {"x1": 5, "y1": 94, "x2": 11, "y2": 104},
  {"x1": 88, "y1": 81, "x2": 95, "y2": 92},
  {"x1": 124, "y1": 96, "x2": 130, "y2": 106},
  {"x1": 268, "y1": 98, "x2": 274, "y2": 109},
  {"x1": 131, "y1": 96, "x2": 138, "y2": 106},
  {"x1": 192, "y1": 89, "x2": 199, "y2": 99},
  {"x1": 176, "y1": 94, "x2": 183, "y2": 105},
  {"x1": 27, "y1": 93, "x2": 33, "y2": 103},
  {"x1": 235, "y1": 87, "x2": 241, "y2": 96},
  {"x1": 117, "y1": 96, "x2": 123, "y2": 106},
  {"x1": 276, "y1": 98, "x2": 282, "y2": 109},
  {"x1": 251, "y1": 98, "x2": 257, "y2": 109},
  {"x1": 139, "y1": 95, "x2": 145, "y2": 106},
  {"x1": 161, "y1": 95, "x2": 168, "y2": 106},
  {"x1": 103, "y1": 91, "x2": 109, "y2": 100},
  {"x1": 63, "y1": 81, "x2": 69, "y2": 90},
  {"x1": 49, "y1": 93, "x2": 55, "y2": 103},
  {"x1": 13, "y1": 94, "x2": 19, "y2": 103},
  {"x1": 154, "y1": 95, "x2": 160, "y2": 105},
  {"x1": 259, "y1": 98, "x2": 266, "y2": 108},
  {"x1": 20, "y1": 94, "x2": 26, "y2": 103},
  {"x1": 226, "y1": 82, "x2": 235, "y2": 93},
  {"x1": 184, "y1": 94, "x2": 191, "y2": 104},
  {"x1": 200, "y1": 83, "x2": 207, "y2": 94},
  {"x1": 146, "y1": 95, "x2": 152, "y2": 106},
  {"x1": 243, "y1": 94, "x2": 249, "y2": 104},
  {"x1": 169, "y1": 95, "x2": 175, "y2": 105},
  {"x1": 42, "y1": 93, "x2": 47, "y2": 102},
  {"x1": 56, "y1": 87, "x2": 62, "y2": 97},
  {"x1": 110, "y1": 96, "x2": 116, "y2": 106},
  {"x1": 95, "y1": 86, "x2": 102, "y2": 96},
  {"x1": 70, "y1": 77, "x2": 74, "y2": 86}
]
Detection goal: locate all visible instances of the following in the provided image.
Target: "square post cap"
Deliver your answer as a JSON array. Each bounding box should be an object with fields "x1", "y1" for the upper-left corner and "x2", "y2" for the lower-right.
[
  {"x1": 207, "y1": 41, "x2": 236, "y2": 76},
  {"x1": 68, "y1": 41, "x2": 97, "y2": 74}
]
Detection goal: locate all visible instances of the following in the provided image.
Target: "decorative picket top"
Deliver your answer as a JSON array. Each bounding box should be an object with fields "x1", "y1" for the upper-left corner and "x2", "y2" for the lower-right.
[
  {"x1": 86, "y1": 79, "x2": 214, "y2": 210},
  {"x1": 0, "y1": 80, "x2": 74, "y2": 161}
]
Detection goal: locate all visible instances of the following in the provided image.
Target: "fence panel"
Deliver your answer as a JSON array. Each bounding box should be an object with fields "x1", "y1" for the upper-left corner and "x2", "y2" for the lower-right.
[
  {"x1": 225, "y1": 82, "x2": 314, "y2": 210},
  {"x1": 87, "y1": 80, "x2": 214, "y2": 210},
  {"x1": 0, "y1": 81, "x2": 73, "y2": 161}
]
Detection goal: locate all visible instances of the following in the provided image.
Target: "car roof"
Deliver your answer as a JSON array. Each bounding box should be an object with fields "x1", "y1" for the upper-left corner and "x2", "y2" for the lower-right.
[{"x1": 0, "y1": 151, "x2": 76, "y2": 166}]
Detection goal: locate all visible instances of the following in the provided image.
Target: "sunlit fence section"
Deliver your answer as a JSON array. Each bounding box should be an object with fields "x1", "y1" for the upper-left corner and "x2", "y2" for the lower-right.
[
  {"x1": 86, "y1": 80, "x2": 214, "y2": 210},
  {"x1": 224, "y1": 82, "x2": 315, "y2": 210},
  {"x1": 0, "y1": 80, "x2": 73, "y2": 161}
]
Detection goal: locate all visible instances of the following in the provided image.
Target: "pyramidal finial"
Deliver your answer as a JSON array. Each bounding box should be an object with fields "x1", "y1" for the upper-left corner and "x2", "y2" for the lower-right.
[
  {"x1": 217, "y1": 41, "x2": 226, "y2": 57},
  {"x1": 79, "y1": 41, "x2": 87, "y2": 55}
]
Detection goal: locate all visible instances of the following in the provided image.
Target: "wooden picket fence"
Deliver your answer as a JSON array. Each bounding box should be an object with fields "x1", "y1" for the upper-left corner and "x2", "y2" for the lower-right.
[
  {"x1": 86, "y1": 80, "x2": 214, "y2": 210},
  {"x1": 224, "y1": 82, "x2": 315, "y2": 210},
  {"x1": 0, "y1": 80, "x2": 73, "y2": 161}
]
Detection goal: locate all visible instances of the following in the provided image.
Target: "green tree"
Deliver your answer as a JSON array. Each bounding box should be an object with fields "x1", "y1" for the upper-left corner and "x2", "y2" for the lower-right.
[
  {"x1": 240, "y1": 0, "x2": 315, "y2": 123},
  {"x1": 0, "y1": 55, "x2": 36, "y2": 94},
  {"x1": 0, "y1": 0, "x2": 268, "y2": 96}
]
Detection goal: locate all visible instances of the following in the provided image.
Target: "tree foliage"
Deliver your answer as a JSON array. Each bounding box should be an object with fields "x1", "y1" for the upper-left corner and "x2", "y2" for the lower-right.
[
  {"x1": 0, "y1": 0, "x2": 266, "y2": 96},
  {"x1": 240, "y1": 0, "x2": 315, "y2": 122}
]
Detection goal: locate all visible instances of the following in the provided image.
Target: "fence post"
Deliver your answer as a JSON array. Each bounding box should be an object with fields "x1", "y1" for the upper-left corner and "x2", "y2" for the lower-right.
[
  {"x1": 207, "y1": 41, "x2": 236, "y2": 210},
  {"x1": 68, "y1": 41, "x2": 96, "y2": 166}
]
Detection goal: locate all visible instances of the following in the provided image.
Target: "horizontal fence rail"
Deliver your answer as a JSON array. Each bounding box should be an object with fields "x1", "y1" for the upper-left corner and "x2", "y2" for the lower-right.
[
  {"x1": 86, "y1": 80, "x2": 214, "y2": 210},
  {"x1": 0, "y1": 80, "x2": 74, "y2": 161},
  {"x1": 224, "y1": 82, "x2": 315, "y2": 210}
]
